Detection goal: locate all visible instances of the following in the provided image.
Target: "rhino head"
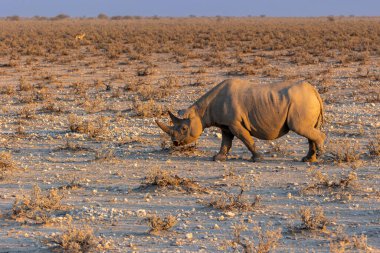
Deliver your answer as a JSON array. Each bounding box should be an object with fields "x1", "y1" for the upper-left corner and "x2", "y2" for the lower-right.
[{"x1": 155, "y1": 109, "x2": 203, "y2": 146}]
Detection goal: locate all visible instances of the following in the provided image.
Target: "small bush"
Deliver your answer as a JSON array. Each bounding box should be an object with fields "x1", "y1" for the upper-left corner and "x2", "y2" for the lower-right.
[
  {"x1": 298, "y1": 206, "x2": 329, "y2": 231},
  {"x1": 0, "y1": 152, "x2": 18, "y2": 179},
  {"x1": 146, "y1": 215, "x2": 177, "y2": 235},
  {"x1": 141, "y1": 167, "x2": 209, "y2": 193},
  {"x1": 95, "y1": 146, "x2": 115, "y2": 161},
  {"x1": 325, "y1": 139, "x2": 361, "y2": 163},
  {"x1": 137, "y1": 66, "x2": 156, "y2": 76},
  {"x1": 18, "y1": 104, "x2": 37, "y2": 119},
  {"x1": 43, "y1": 98, "x2": 64, "y2": 114},
  {"x1": 19, "y1": 77, "x2": 33, "y2": 91},
  {"x1": 262, "y1": 66, "x2": 280, "y2": 77},
  {"x1": 230, "y1": 223, "x2": 282, "y2": 253},
  {"x1": 82, "y1": 96, "x2": 105, "y2": 113},
  {"x1": 252, "y1": 56, "x2": 269, "y2": 67},
  {"x1": 0, "y1": 85, "x2": 16, "y2": 95},
  {"x1": 132, "y1": 99, "x2": 166, "y2": 117},
  {"x1": 207, "y1": 188, "x2": 261, "y2": 212},
  {"x1": 68, "y1": 114, "x2": 110, "y2": 139},
  {"x1": 54, "y1": 225, "x2": 98, "y2": 253},
  {"x1": 301, "y1": 171, "x2": 359, "y2": 195},
  {"x1": 12, "y1": 184, "x2": 65, "y2": 224},
  {"x1": 330, "y1": 233, "x2": 369, "y2": 253},
  {"x1": 367, "y1": 135, "x2": 380, "y2": 156}
]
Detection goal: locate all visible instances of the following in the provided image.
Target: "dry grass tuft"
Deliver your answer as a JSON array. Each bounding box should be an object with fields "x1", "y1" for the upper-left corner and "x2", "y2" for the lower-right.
[
  {"x1": 137, "y1": 65, "x2": 156, "y2": 76},
  {"x1": 82, "y1": 96, "x2": 106, "y2": 113},
  {"x1": 18, "y1": 103, "x2": 37, "y2": 119},
  {"x1": 132, "y1": 99, "x2": 167, "y2": 117},
  {"x1": 367, "y1": 134, "x2": 380, "y2": 157},
  {"x1": 325, "y1": 139, "x2": 361, "y2": 163},
  {"x1": 330, "y1": 233, "x2": 370, "y2": 253},
  {"x1": 230, "y1": 223, "x2": 282, "y2": 253},
  {"x1": 19, "y1": 77, "x2": 34, "y2": 91},
  {"x1": 12, "y1": 184, "x2": 66, "y2": 224},
  {"x1": 0, "y1": 84, "x2": 16, "y2": 95},
  {"x1": 351, "y1": 234, "x2": 369, "y2": 251},
  {"x1": 207, "y1": 188, "x2": 261, "y2": 212},
  {"x1": 68, "y1": 114, "x2": 110, "y2": 139},
  {"x1": 53, "y1": 225, "x2": 99, "y2": 253},
  {"x1": 298, "y1": 206, "x2": 329, "y2": 231},
  {"x1": 95, "y1": 145, "x2": 116, "y2": 161},
  {"x1": 0, "y1": 152, "x2": 19, "y2": 179},
  {"x1": 146, "y1": 214, "x2": 177, "y2": 235},
  {"x1": 301, "y1": 171, "x2": 359, "y2": 196},
  {"x1": 141, "y1": 167, "x2": 210, "y2": 193},
  {"x1": 43, "y1": 98, "x2": 64, "y2": 114}
]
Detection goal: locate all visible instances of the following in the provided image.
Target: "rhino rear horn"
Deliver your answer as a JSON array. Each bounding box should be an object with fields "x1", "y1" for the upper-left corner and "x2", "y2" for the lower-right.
[
  {"x1": 168, "y1": 111, "x2": 181, "y2": 125},
  {"x1": 155, "y1": 120, "x2": 172, "y2": 135}
]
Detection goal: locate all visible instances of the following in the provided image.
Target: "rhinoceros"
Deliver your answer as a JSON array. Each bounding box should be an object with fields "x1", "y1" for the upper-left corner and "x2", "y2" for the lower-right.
[{"x1": 156, "y1": 79, "x2": 325, "y2": 162}]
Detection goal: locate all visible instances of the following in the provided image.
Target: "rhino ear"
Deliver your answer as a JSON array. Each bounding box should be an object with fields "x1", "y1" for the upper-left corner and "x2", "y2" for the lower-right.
[
  {"x1": 187, "y1": 110, "x2": 196, "y2": 119},
  {"x1": 181, "y1": 108, "x2": 197, "y2": 119},
  {"x1": 168, "y1": 111, "x2": 181, "y2": 125}
]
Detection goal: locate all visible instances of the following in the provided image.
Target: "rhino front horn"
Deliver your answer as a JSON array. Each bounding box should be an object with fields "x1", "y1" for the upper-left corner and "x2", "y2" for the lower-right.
[{"x1": 155, "y1": 120, "x2": 172, "y2": 135}]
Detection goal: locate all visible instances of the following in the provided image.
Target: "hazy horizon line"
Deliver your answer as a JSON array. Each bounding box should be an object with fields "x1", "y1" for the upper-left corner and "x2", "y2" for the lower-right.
[{"x1": 1, "y1": 14, "x2": 379, "y2": 19}]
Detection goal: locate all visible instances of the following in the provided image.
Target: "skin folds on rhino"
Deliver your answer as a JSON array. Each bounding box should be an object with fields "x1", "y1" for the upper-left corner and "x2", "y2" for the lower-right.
[{"x1": 156, "y1": 79, "x2": 326, "y2": 162}]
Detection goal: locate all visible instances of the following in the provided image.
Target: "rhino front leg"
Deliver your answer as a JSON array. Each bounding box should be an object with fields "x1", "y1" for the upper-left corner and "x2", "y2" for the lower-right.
[
  {"x1": 213, "y1": 129, "x2": 234, "y2": 161},
  {"x1": 229, "y1": 123, "x2": 262, "y2": 162}
]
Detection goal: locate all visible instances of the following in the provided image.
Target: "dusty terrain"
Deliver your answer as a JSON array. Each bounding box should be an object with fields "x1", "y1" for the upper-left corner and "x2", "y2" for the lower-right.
[{"x1": 0, "y1": 17, "x2": 379, "y2": 252}]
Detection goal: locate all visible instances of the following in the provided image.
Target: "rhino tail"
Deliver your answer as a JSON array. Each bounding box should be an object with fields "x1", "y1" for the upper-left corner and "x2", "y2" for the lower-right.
[{"x1": 314, "y1": 88, "x2": 324, "y2": 130}]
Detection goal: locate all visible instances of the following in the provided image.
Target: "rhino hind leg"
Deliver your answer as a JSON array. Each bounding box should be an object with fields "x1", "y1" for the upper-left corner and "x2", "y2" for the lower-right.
[
  {"x1": 213, "y1": 129, "x2": 234, "y2": 161},
  {"x1": 302, "y1": 140, "x2": 317, "y2": 162},
  {"x1": 229, "y1": 123, "x2": 262, "y2": 162},
  {"x1": 292, "y1": 127, "x2": 326, "y2": 162}
]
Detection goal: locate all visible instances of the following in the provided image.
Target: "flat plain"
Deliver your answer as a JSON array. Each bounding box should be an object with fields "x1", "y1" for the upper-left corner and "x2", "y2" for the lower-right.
[{"x1": 0, "y1": 17, "x2": 379, "y2": 252}]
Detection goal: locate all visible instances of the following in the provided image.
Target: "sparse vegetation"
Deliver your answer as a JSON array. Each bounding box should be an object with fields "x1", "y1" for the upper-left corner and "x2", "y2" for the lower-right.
[
  {"x1": 367, "y1": 134, "x2": 380, "y2": 156},
  {"x1": 11, "y1": 185, "x2": 66, "y2": 224},
  {"x1": 207, "y1": 188, "x2": 261, "y2": 212},
  {"x1": 301, "y1": 171, "x2": 359, "y2": 197},
  {"x1": 0, "y1": 16, "x2": 378, "y2": 252},
  {"x1": 141, "y1": 167, "x2": 210, "y2": 193},
  {"x1": 330, "y1": 232, "x2": 370, "y2": 253},
  {"x1": 146, "y1": 214, "x2": 177, "y2": 235},
  {"x1": 53, "y1": 225, "x2": 99, "y2": 253},
  {"x1": 132, "y1": 99, "x2": 167, "y2": 117},
  {"x1": 68, "y1": 114, "x2": 110, "y2": 139},
  {"x1": 0, "y1": 152, "x2": 18, "y2": 179},
  {"x1": 298, "y1": 206, "x2": 329, "y2": 231},
  {"x1": 229, "y1": 223, "x2": 282, "y2": 253},
  {"x1": 95, "y1": 145, "x2": 116, "y2": 161},
  {"x1": 325, "y1": 139, "x2": 361, "y2": 163}
]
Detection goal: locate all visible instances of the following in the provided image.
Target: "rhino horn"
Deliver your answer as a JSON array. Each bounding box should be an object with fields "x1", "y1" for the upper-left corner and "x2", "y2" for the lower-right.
[
  {"x1": 155, "y1": 120, "x2": 172, "y2": 135},
  {"x1": 168, "y1": 111, "x2": 181, "y2": 125}
]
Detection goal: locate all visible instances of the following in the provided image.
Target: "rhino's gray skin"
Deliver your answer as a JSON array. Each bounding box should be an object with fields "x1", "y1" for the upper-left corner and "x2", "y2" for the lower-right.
[{"x1": 156, "y1": 79, "x2": 325, "y2": 162}]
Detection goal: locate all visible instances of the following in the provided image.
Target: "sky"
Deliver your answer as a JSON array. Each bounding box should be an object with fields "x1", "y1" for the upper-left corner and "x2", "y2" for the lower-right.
[{"x1": 1, "y1": 0, "x2": 379, "y2": 17}]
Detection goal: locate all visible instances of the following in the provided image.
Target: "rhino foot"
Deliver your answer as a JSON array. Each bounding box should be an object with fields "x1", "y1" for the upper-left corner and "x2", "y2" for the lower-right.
[
  {"x1": 251, "y1": 153, "x2": 263, "y2": 162},
  {"x1": 213, "y1": 153, "x2": 227, "y2": 162},
  {"x1": 302, "y1": 156, "x2": 317, "y2": 162}
]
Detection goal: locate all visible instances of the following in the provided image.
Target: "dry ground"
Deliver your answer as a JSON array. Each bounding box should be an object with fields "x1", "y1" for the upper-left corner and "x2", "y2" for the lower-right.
[{"x1": 0, "y1": 17, "x2": 379, "y2": 252}]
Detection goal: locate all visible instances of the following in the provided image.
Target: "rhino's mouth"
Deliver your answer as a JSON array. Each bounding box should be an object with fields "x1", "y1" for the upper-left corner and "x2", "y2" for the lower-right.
[{"x1": 172, "y1": 137, "x2": 188, "y2": 146}]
